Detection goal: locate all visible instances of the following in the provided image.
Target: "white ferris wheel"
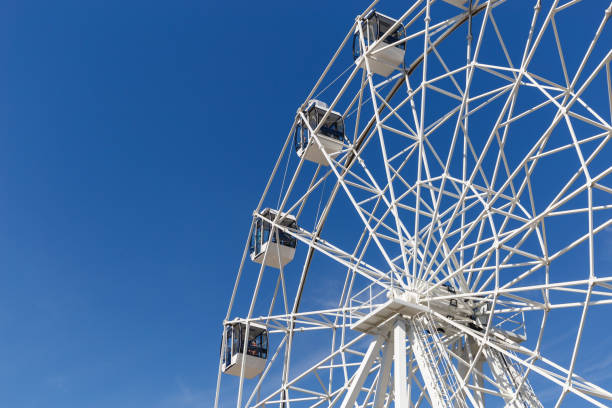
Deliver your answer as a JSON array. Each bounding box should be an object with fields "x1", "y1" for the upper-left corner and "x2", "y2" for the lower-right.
[{"x1": 215, "y1": 0, "x2": 612, "y2": 407}]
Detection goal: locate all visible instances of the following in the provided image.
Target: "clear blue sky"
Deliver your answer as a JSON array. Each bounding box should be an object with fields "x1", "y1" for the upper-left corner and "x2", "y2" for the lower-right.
[
  {"x1": 0, "y1": 0, "x2": 370, "y2": 406},
  {"x1": 0, "y1": 0, "x2": 610, "y2": 407}
]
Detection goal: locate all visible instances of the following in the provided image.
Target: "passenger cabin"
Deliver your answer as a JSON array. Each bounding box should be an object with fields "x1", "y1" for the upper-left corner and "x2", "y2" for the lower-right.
[
  {"x1": 295, "y1": 100, "x2": 345, "y2": 166},
  {"x1": 249, "y1": 208, "x2": 297, "y2": 268},
  {"x1": 353, "y1": 11, "x2": 406, "y2": 77},
  {"x1": 443, "y1": 0, "x2": 468, "y2": 6},
  {"x1": 221, "y1": 322, "x2": 268, "y2": 379}
]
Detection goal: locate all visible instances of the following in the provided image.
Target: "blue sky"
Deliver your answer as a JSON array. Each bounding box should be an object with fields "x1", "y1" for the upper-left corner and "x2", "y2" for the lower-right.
[
  {"x1": 0, "y1": 0, "x2": 610, "y2": 407},
  {"x1": 0, "y1": 0, "x2": 370, "y2": 406}
]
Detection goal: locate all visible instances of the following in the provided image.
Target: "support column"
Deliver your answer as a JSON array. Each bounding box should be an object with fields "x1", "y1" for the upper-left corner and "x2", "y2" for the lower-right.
[
  {"x1": 340, "y1": 335, "x2": 384, "y2": 408},
  {"x1": 393, "y1": 319, "x2": 407, "y2": 407},
  {"x1": 459, "y1": 338, "x2": 484, "y2": 408},
  {"x1": 374, "y1": 335, "x2": 394, "y2": 408}
]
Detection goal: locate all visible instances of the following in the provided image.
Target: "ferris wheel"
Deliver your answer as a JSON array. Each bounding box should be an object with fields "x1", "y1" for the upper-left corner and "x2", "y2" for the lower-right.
[{"x1": 214, "y1": 0, "x2": 612, "y2": 407}]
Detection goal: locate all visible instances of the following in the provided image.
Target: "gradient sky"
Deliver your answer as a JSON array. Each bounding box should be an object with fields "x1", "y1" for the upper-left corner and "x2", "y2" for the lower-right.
[
  {"x1": 0, "y1": 0, "x2": 370, "y2": 406},
  {"x1": 0, "y1": 0, "x2": 610, "y2": 407}
]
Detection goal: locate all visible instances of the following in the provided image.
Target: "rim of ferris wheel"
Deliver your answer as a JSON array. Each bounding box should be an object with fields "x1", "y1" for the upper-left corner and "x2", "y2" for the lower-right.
[
  {"x1": 248, "y1": 208, "x2": 297, "y2": 268},
  {"x1": 295, "y1": 99, "x2": 346, "y2": 166},
  {"x1": 352, "y1": 10, "x2": 406, "y2": 77},
  {"x1": 221, "y1": 321, "x2": 268, "y2": 379}
]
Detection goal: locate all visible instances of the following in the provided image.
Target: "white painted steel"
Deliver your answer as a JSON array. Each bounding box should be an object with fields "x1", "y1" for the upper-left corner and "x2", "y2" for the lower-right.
[
  {"x1": 393, "y1": 319, "x2": 408, "y2": 407},
  {"x1": 374, "y1": 338, "x2": 394, "y2": 407},
  {"x1": 340, "y1": 335, "x2": 385, "y2": 408}
]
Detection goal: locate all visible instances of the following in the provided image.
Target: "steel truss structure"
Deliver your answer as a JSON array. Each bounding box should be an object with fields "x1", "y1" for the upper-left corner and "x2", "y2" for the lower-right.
[{"x1": 215, "y1": 0, "x2": 612, "y2": 406}]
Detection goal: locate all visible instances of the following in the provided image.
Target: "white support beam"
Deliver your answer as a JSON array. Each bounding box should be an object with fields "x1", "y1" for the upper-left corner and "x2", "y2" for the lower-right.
[
  {"x1": 340, "y1": 335, "x2": 384, "y2": 408},
  {"x1": 466, "y1": 338, "x2": 485, "y2": 408},
  {"x1": 374, "y1": 335, "x2": 394, "y2": 408},
  {"x1": 394, "y1": 319, "x2": 408, "y2": 407},
  {"x1": 484, "y1": 346, "x2": 523, "y2": 407},
  {"x1": 484, "y1": 347, "x2": 542, "y2": 408},
  {"x1": 407, "y1": 319, "x2": 450, "y2": 408}
]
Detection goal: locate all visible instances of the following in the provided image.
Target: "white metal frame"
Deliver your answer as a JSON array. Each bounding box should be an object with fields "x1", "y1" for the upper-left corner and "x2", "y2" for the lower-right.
[{"x1": 215, "y1": 0, "x2": 612, "y2": 407}]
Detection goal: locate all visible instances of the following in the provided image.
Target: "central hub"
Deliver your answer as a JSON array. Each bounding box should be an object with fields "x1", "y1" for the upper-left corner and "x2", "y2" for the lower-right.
[
  {"x1": 350, "y1": 282, "x2": 526, "y2": 344},
  {"x1": 393, "y1": 284, "x2": 477, "y2": 331},
  {"x1": 350, "y1": 283, "x2": 490, "y2": 337}
]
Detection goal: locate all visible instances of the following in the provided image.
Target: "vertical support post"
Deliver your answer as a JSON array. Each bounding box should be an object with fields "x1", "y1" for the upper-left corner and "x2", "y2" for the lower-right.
[{"x1": 393, "y1": 319, "x2": 407, "y2": 407}]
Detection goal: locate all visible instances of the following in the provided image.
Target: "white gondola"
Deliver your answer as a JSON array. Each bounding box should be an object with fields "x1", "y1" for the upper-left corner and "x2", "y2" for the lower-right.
[
  {"x1": 221, "y1": 322, "x2": 268, "y2": 379},
  {"x1": 353, "y1": 11, "x2": 406, "y2": 77},
  {"x1": 443, "y1": 0, "x2": 468, "y2": 7},
  {"x1": 249, "y1": 208, "x2": 297, "y2": 268},
  {"x1": 294, "y1": 100, "x2": 345, "y2": 166}
]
